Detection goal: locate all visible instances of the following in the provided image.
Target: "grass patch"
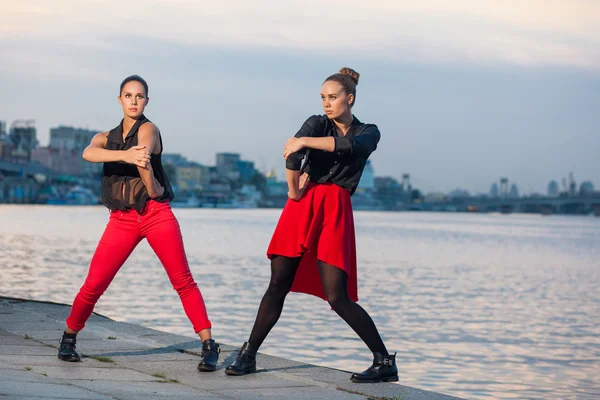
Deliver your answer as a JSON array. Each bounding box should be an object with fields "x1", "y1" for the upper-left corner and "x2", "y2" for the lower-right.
[
  {"x1": 23, "y1": 335, "x2": 33, "y2": 340},
  {"x1": 24, "y1": 367, "x2": 32, "y2": 371},
  {"x1": 43, "y1": 343, "x2": 56, "y2": 348},
  {"x1": 40, "y1": 372, "x2": 48, "y2": 376},
  {"x1": 152, "y1": 373, "x2": 178, "y2": 383},
  {"x1": 84, "y1": 355, "x2": 114, "y2": 363},
  {"x1": 106, "y1": 336, "x2": 117, "y2": 340}
]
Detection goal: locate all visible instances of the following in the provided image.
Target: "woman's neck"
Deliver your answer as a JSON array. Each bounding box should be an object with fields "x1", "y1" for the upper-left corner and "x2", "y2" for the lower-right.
[
  {"x1": 122, "y1": 115, "x2": 140, "y2": 138},
  {"x1": 333, "y1": 112, "x2": 354, "y2": 136}
]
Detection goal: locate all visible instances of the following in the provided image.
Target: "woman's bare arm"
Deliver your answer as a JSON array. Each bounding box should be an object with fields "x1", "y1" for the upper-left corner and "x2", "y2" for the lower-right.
[{"x1": 136, "y1": 123, "x2": 164, "y2": 199}]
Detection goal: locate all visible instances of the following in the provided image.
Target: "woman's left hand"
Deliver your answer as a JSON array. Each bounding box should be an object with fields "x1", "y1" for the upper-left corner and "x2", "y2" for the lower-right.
[{"x1": 283, "y1": 137, "x2": 305, "y2": 160}]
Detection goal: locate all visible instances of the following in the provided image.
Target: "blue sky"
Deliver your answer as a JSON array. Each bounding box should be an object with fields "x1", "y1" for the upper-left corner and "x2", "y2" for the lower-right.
[{"x1": 1, "y1": 1, "x2": 598, "y2": 194}]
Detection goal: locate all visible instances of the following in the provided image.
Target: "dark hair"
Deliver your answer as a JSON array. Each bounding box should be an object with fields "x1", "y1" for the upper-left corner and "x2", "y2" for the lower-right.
[
  {"x1": 324, "y1": 67, "x2": 360, "y2": 106},
  {"x1": 119, "y1": 75, "x2": 148, "y2": 96}
]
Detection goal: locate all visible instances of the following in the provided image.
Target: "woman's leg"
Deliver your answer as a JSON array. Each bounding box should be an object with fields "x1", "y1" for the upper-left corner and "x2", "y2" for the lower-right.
[
  {"x1": 144, "y1": 207, "x2": 211, "y2": 338},
  {"x1": 318, "y1": 261, "x2": 398, "y2": 383},
  {"x1": 60, "y1": 214, "x2": 141, "y2": 362},
  {"x1": 318, "y1": 261, "x2": 387, "y2": 354},
  {"x1": 225, "y1": 255, "x2": 301, "y2": 375},
  {"x1": 144, "y1": 205, "x2": 219, "y2": 372},
  {"x1": 66, "y1": 215, "x2": 141, "y2": 332},
  {"x1": 247, "y1": 255, "x2": 302, "y2": 349}
]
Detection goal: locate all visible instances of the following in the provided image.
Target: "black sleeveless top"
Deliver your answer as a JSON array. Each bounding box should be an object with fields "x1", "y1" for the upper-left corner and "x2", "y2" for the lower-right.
[{"x1": 101, "y1": 115, "x2": 174, "y2": 213}]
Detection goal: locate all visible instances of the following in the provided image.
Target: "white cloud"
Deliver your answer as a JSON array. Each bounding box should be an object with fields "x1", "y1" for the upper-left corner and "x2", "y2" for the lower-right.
[{"x1": 1, "y1": 0, "x2": 599, "y2": 69}]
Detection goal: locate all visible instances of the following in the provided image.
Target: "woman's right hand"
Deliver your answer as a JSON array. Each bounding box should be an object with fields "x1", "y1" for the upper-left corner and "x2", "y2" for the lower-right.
[
  {"x1": 123, "y1": 145, "x2": 151, "y2": 168},
  {"x1": 288, "y1": 173, "x2": 310, "y2": 201},
  {"x1": 299, "y1": 173, "x2": 310, "y2": 191},
  {"x1": 288, "y1": 190, "x2": 301, "y2": 201}
]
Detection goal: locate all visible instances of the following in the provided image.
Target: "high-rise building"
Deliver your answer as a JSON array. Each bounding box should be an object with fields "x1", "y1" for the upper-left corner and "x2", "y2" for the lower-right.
[
  {"x1": 236, "y1": 160, "x2": 256, "y2": 183},
  {"x1": 357, "y1": 160, "x2": 375, "y2": 191},
  {"x1": 176, "y1": 162, "x2": 209, "y2": 191},
  {"x1": 4, "y1": 120, "x2": 38, "y2": 164},
  {"x1": 547, "y1": 180, "x2": 559, "y2": 197},
  {"x1": 50, "y1": 126, "x2": 97, "y2": 152},
  {"x1": 490, "y1": 183, "x2": 499, "y2": 198},
  {"x1": 216, "y1": 152, "x2": 240, "y2": 173},
  {"x1": 580, "y1": 181, "x2": 595, "y2": 195},
  {"x1": 48, "y1": 125, "x2": 101, "y2": 176}
]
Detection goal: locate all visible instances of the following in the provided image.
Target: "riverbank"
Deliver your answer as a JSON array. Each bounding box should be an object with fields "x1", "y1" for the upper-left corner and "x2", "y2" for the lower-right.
[{"x1": 0, "y1": 296, "x2": 463, "y2": 400}]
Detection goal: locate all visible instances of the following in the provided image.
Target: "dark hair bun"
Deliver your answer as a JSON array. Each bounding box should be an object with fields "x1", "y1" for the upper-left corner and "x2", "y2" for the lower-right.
[{"x1": 338, "y1": 67, "x2": 359, "y2": 85}]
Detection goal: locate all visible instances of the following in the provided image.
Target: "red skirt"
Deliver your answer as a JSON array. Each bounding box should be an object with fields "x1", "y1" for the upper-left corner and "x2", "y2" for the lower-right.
[{"x1": 267, "y1": 182, "x2": 358, "y2": 302}]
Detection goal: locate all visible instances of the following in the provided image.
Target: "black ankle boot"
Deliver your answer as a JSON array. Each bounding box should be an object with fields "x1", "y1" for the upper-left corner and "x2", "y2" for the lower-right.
[
  {"x1": 351, "y1": 352, "x2": 398, "y2": 383},
  {"x1": 197, "y1": 339, "x2": 220, "y2": 372},
  {"x1": 58, "y1": 331, "x2": 81, "y2": 362},
  {"x1": 225, "y1": 342, "x2": 257, "y2": 376}
]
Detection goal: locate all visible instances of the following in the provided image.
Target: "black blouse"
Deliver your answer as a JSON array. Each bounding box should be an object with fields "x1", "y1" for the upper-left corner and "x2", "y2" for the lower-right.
[
  {"x1": 101, "y1": 115, "x2": 174, "y2": 213},
  {"x1": 286, "y1": 115, "x2": 380, "y2": 195}
]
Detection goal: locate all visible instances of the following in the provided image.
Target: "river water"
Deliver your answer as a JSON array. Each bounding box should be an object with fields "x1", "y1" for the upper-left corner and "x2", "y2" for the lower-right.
[{"x1": 0, "y1": 205, "x2": 598, "y2": 399}]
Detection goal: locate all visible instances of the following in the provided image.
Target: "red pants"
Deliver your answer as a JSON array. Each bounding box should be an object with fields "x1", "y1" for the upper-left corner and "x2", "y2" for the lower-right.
[{"x1": 66, "y1": 200, "x2": 211, "y2": 333}]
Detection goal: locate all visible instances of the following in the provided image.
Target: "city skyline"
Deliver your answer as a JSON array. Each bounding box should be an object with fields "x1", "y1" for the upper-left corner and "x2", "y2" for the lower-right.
[
  {"x1": 1, "y1": 1, "x2": 599, "y2": 194},
  {"x1": 2, "y1": 118, "x2": 595, "y2": 198}
]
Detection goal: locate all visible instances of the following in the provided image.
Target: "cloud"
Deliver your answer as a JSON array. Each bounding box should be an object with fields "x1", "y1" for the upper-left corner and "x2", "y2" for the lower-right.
[{"x1": 1, "y1": 0, "x2": 599, "y2": 70}]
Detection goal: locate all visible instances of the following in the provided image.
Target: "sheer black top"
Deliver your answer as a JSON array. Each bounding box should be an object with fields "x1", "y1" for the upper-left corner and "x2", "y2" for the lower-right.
[{"x1": 101, "y1": 115, "x2": 174, "y2": 213}]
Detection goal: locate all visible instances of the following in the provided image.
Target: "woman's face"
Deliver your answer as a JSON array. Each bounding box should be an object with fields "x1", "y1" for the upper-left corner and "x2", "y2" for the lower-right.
[
  {"x1": 321, "y1": 81, "x2": 353, "y2": 120},
  {"x1": 118, "y1": 81, "x2": 148, "y2": 118}
]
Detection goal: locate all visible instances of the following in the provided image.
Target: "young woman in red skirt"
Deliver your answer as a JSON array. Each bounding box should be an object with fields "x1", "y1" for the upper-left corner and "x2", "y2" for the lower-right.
[
  {"x1": 226, "y1": 67, "x2": 398, "y2": 383},
  {"x1": 57, "y1": 75, "x2": 220, "y2": 372}
]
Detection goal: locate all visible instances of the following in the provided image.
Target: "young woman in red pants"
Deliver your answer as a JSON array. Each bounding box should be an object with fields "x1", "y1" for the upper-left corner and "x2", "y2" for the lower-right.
[
  {"x1": 225, "y1": 68, "x2": 398, "y2": 383},
  {"x1": 58, "y1": 75, "x2": 219, "y2": 372}
]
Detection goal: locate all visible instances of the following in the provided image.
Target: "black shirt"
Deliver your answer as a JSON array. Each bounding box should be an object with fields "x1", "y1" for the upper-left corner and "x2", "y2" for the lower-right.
[
  {"x1": 286, "y1": 115, "x2": 380, "y2": 195},
  {"x1": 101, "y1": 115, "x2": 174, "y2": 213}
]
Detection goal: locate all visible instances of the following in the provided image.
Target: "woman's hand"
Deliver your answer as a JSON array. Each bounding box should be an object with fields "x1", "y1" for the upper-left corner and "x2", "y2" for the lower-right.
[
  {"x1": 123, "y1": 145, "x2": 151, "y2": 168},
  {"x1": 288, "y1": 189, "x2": 301, "y2": 201},
  {"x1": 283, "y1": 137, "x2": 305, "y2": 160},
  {"x1": 299, "y1": 172, "x2": 310, "y2": 191},
  {"x1": 288, "y1": 173, "x2": 310, "y2": 201}
]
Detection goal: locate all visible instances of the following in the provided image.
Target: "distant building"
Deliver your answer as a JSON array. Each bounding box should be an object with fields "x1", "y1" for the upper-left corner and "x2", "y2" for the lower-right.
[
  {"x1": 448, "y1": 189, "x2": 471, "y2": 199},
  {"x1": 48, "y1": 125, "x2": 102, "y2": 176},
  {"x1": 509, "y1": 184, "x2": 519, "y2": 198},
  {"x1": 424, "y1": 192, "x2": 446, "y2": 202},
  {"x1": 490, "y1": 183, "x2": 499, "y2": 198},
  {"x1": 3, "y1": 120, "x2": 38, "y2": 164},
  {"x1": 374, "y1": 176, "x2": 405, "y2": 209},
  {"x1": 162, "y1": 153, "x2": 188, "y2": 166},
  {"x1": 50, "y1": 126, "x2": 97, "y2": 152},
  {"x1": 580, "y1": 181, "x2": 595, "y2": 195},
  {"x1": 216, "y1": 152, "x2": 241, "y2": 180},
  {"x1": 357, "y1": 160, "x2": 375, "y2": 192},
  {"x1": 265, "y1": 169, "x2": 287, "y2": 196},
  {"x1": 31, "y1": 147, "x2": 80, "y2": 176},
  {"x1": 176, "y1": 162, "x2": 209, "y2": 191},
  {"x1": 237, "y1": 160, "x2": 256, "y2": 183},
  {"x1": 547, "y1": 180, "x2": 559, "y2": 197}
]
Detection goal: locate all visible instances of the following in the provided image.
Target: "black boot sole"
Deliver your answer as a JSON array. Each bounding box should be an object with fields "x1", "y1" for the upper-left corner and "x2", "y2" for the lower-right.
[
  {"x1": 197, "y1": 363, "x2": 217, "y2": 372},
  {"x1": 225, "y1": 366, "x2": 257, "y2": 376},
  {"x1": 350, "y1": 375, "x2": 399, "y2": 383},
  {"x1": 58, "y1": 354, "x2": 81, "y2": 362}
]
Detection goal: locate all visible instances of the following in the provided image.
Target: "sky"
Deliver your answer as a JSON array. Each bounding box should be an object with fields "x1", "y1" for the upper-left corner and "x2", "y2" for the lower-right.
[{"x1": 1, "y1": 0, "x2": 599, "y2": 194}]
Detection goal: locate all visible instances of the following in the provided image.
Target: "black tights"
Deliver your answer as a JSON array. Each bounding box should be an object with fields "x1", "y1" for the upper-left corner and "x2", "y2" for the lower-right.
[{"x1": 247, "y1": 255, "x2": 388, "y2": 355}]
